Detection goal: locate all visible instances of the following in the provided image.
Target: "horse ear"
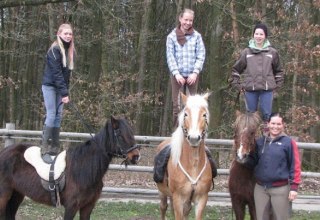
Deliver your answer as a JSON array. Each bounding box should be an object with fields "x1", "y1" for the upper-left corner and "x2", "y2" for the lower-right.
[
  {"x1": 180, "y1": 92, "x2": 188, "y2": 105},
  {"x1": 110, "y1": 115, "x2": 119, "y2": 129},
  {"x1": 203, "y1": 92, "x2": 211, "y2": 100}
]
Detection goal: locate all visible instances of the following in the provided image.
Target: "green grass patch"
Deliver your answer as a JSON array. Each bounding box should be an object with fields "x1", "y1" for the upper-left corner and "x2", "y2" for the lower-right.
[{"x1": 16, "y1": 199, "x2": 320, "y2": 220}]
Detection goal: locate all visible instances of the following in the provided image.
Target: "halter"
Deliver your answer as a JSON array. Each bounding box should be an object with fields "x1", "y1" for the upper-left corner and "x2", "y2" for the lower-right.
[
  {"x1": 112, "y1": 128, "x2": 140, "y2": 158},
  {"x1": 178, "y1": 156, "x2": 208, "y2": 185}
]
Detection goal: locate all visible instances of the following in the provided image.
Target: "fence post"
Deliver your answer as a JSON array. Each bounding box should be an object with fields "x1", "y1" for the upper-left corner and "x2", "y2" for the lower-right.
[{"x1": 5, "y1": 123, "x2": 15, "y2": 147}]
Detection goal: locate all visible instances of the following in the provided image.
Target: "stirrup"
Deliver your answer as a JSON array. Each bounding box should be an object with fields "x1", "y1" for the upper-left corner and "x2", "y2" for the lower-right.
[{"x1": 42, "y1": 153, "x2": 54, "y2": 164}]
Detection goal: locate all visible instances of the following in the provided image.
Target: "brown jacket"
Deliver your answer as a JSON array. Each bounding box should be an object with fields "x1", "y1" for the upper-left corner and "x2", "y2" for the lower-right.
[{"x1": 230, "y1": 47, "x2": 284, "y2": 91}]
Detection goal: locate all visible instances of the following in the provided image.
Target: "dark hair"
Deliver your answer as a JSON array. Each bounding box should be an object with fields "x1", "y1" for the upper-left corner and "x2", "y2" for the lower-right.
[
  {"x1": 268, "y1": 112, "x2": 285, "y2": 122},
  {"x1": 253, "y1": 23, "x2": 268, "y2": 38}
]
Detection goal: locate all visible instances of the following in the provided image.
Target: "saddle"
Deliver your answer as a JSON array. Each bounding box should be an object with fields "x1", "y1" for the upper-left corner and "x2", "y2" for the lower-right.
[{"x1": 24, "y1": 146, "x2": 66, "y2": 206}]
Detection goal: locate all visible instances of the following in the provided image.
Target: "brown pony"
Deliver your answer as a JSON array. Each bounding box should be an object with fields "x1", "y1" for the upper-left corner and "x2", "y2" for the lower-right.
[
  {"x1": 228, "y1": 111, "x2": 261, "y2": 220},
  {"x1": 0, "y1": 116, "x2": 140, "y2": 220},
  {"x1": 156, "y1": 93, "x2": 212, "y2": 220}
]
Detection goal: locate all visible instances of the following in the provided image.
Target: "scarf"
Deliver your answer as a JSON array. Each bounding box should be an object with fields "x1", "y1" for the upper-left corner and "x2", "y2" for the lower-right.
[{"x1": 176, "y1": 25, "x2": 194, "y2": 46}]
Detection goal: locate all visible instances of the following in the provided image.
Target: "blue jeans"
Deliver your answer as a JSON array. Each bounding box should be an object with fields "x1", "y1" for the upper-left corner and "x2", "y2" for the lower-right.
[
  {"x1": 42, "y1": 85, "x2": 64, "y2": 127},
  {"x1": 244, "y1": 90, "x2": 273, "y2": 121}
]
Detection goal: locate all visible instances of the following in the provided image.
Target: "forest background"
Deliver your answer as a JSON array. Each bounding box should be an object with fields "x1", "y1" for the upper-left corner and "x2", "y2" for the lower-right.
[{"x1": 0, "y1": 0, "x2": 319, "y2": 170}]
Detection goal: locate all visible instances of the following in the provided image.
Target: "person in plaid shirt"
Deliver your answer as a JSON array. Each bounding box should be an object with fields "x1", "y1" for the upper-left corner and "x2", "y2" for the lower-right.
[{"x1": 166, "y1": 8, "x2": 206, "y2": 128}]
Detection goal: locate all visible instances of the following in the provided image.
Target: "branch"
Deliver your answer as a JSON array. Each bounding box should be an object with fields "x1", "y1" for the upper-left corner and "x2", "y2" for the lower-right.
[{"x1": 0, "y1": 0, "x2": 77, "y2": 9}]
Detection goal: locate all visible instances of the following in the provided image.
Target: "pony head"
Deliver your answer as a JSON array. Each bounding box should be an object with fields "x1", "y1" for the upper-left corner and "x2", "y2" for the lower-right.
[
  {"x1": 179, "y1": 92, "x2": 210, "y2": 146},
  {"x1": 109, "y1": 116, "x2": 141, "y2": 165},
  {"x1": 170, "y1": 92, "x2": 211, "y2": 166},
  {"x1": 233, "y1": 111, "x2": 260, "y2": 163}
]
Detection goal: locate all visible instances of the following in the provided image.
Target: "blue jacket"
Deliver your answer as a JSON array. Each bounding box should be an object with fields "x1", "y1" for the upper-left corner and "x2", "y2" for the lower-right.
[
  {"x1": 42, "y1": 45, "x2": 71, "y2": 97},
  {"x1": 248, "y1": 134, "x2": 301, "y2": 191}
]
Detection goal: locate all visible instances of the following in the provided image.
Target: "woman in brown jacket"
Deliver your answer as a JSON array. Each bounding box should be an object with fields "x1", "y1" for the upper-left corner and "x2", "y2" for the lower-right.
[{"x1": 230, "y1": 23, "x2": 284, "y2": 129}]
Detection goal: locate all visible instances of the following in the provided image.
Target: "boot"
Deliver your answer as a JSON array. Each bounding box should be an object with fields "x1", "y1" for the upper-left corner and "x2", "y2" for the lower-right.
[
  {"x1": 153, "y1": 145, "x2": 171, "y2": 183},
  {"x1": 51, "y1": 127, "x2": 61, "y2": 155},
  {"x1": 41, "y1": 126, "x2": 54, "y2": 163},
  {"x1": 205, "y1": 147, "x2": 218, "y2": 179}
]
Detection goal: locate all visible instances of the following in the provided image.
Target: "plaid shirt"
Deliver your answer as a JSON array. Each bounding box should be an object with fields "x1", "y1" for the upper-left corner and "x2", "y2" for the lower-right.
[{"x1": 166, "y1": 28, "x2": 205, "y2": 77}]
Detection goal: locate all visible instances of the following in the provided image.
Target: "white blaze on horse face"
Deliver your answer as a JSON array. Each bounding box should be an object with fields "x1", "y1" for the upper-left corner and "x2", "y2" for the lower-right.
[
  {"x1": 184, "y1": 95, "x2": 209, "y2": 147},
  {"x1": 237, "y1": 143, "x2": 244, "y2": 160}
]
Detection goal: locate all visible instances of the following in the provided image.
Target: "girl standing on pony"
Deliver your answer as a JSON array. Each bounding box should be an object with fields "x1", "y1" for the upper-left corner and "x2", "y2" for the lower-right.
[{"x1": 41, "y1": 23, "x2": 75, "y2": 163}]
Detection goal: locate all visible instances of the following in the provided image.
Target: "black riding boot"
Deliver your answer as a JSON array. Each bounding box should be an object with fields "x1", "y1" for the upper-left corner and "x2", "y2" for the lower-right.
[
  {"x1": 41, "y1": 126, "x2": 54, "y2": 163},
  {"x1": 153, "y1": 145, "x2": 171, "y2": 183},
  {"x1": 51, "y1": 127, "x2": 61, "y2": 155},
  {"x1": 205, "y1": 147, "x2": 218, "y2": 179}
]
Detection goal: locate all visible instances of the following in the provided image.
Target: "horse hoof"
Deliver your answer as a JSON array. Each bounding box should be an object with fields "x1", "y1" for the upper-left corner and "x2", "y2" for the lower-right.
[{"x1": 42, "y1": 154, "x2": 54, "y2": 164}]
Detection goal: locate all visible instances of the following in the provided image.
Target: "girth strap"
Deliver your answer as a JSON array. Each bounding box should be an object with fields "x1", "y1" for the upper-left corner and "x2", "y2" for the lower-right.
[{"x1": 48, "y1": 156, "x2": 60, "y2": 207}]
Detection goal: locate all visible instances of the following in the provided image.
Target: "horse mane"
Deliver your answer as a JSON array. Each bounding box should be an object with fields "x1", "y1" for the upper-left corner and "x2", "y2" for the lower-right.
[
  {"x1": 68, "y1": 120, "x2": 113, "y2": 188},
  {"x1": 170, "y1": 94, "x2": 209, "y2": 166}
]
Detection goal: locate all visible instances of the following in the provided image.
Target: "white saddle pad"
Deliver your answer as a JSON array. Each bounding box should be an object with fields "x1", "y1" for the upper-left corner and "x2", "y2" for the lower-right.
[{"x1": 24, "y1": 146, "x2": 66, "y2": 181}]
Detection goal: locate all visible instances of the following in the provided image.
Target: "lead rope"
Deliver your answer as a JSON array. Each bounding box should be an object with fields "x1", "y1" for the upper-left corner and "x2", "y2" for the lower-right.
[{"x1": 177, "y1": 156, "x2": 208, "y2": 185}]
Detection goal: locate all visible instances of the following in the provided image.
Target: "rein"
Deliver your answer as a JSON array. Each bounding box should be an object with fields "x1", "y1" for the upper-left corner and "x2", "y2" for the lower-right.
[
  {"x1": 67, "y1": 101, "x2": 96, "y2": 139},
  {"x1": 178, "y1": 156, "x2": 208, "y2": 185},
  {"x1": 66, "y1": 102, "x2": 138, "y2": 160}
]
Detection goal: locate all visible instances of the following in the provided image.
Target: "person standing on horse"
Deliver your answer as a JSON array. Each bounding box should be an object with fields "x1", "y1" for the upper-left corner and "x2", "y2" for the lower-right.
[
  {"x1": 166, "y1": 8, "x2": 205, "y2": 129},
  {"x1": 229, "y1": 23, "x2": 284, "y2": 133},
  {"x1": 41, "y1": 23, "x2": 75, "y2": 163},
  {"x1": 243, "y1": 113, "x2": 301, "y2": 220},
  {"x1": 155, "y1": 9, "x2": 216, "y2": 185}
]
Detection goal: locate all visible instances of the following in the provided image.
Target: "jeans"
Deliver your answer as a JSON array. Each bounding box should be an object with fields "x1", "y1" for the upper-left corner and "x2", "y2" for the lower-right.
[
  {"x1": 244, "y1": 90, "x2": 273, "y2": 121},
  {"x1": 42, "y1": 85, "x2": 64, "y2": 127}
]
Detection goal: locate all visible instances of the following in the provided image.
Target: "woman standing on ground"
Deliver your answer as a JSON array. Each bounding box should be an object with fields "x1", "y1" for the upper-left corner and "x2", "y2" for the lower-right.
[{"x1": 245, "y1": 113, "x2": 301, "y2": 219}]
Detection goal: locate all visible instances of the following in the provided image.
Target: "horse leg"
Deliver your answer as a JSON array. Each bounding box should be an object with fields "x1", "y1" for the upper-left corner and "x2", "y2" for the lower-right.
[
  {"x1": 159, "y1": 192, "x2": 168, "y2": 220},
  {"x1": 0, "y1": 188, "x2": 13, "y2": 219},
  {"x1": 172, "y1": 194, "x2": 184, "y2": 220},
  {"x1": 194, "y1": 195, "x2": 208, "y2": 220},
  {"x1": 231, "y1": 196, "x2": 246, "y2": 220},
  {"x1": 79, "y1": 202, "x2": 97, "y2": 220},
  {"x1": 63, "y1": 205, "x2": 78, "y2": 220},
  {"x1": 248, "y1": 200, "x2": 257, "y2": 220},
  {"x1": 6, "y1": 191, "x2": 24, "y2": 220}
]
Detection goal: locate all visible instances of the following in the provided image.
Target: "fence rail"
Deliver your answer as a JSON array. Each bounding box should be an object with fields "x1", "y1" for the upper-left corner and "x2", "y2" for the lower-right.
[
  {"x1": 1, "y1": 125, "x2": 320, "y2": 178},
  {"x1": 1, "y1": 124, "x2": 320, "y2": 205}
]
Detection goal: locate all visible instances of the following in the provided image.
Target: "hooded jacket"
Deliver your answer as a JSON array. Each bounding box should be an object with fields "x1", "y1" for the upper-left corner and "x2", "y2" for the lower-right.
[
  {"x1": 248, "y1": 134, "x2": 301, "y2": 191},
  {"x1": 230, "y1": 40, "x2": 284, "y2": 91},
  {"x1": 42, "y1": 45, "x2": 71, "y2": 97}
]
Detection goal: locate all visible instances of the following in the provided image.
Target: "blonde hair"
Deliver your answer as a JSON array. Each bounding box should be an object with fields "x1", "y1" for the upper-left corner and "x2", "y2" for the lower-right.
[
  {"x1": 179, "y1": 8, "x2": 194, "y2": 18},
  {"x1": 50, "y1": 23, "x2": 75, "y2": 70}
]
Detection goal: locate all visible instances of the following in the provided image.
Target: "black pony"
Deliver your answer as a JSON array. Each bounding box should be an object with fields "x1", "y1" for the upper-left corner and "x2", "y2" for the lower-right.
[
  {"x1": 0, "y1": 116, "x2": 140, "y2": 220},
  {"x1": 229, "y1": 111, "x2": 260, "y2": 220}
]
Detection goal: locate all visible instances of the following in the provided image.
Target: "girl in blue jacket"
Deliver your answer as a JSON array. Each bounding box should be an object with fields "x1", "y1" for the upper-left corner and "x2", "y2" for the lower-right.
[
  {"x1": 247, "y1": 112, "x2": 301, "y2": 219},
  {"x1": 41, "y1": 23, "x2": 75, "y2": 163}
]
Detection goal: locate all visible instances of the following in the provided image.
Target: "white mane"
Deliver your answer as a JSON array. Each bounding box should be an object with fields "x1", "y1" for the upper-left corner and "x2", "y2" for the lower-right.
[{"x1": 170, "y1": 94, "x2": 209, "y2": 166}]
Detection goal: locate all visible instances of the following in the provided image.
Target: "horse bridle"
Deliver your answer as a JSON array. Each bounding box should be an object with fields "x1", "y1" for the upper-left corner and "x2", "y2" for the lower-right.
[{"x1": 112, "y1": 128, "x2": 140, "y2": 158}]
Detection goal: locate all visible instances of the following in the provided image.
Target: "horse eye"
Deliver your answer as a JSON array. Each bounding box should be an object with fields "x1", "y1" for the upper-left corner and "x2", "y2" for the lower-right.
[
  {"x1": 203, "y1": 113, "x2": 207, "y2": 118},
  {"x1": 184, "y1": 112, "x2": 188, "y2": 117}
]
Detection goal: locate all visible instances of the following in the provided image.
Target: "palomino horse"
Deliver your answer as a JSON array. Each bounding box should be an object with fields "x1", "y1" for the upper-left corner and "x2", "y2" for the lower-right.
[
  {"x1": 229, "y1": 111, "x2": 261, "y2": 220},
  {"x1": 0, "y1": 116, "x2": 140, "y2": 220},
  {"x1": 156, "y1": 93, "x2": 212, "y2": 220}
]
